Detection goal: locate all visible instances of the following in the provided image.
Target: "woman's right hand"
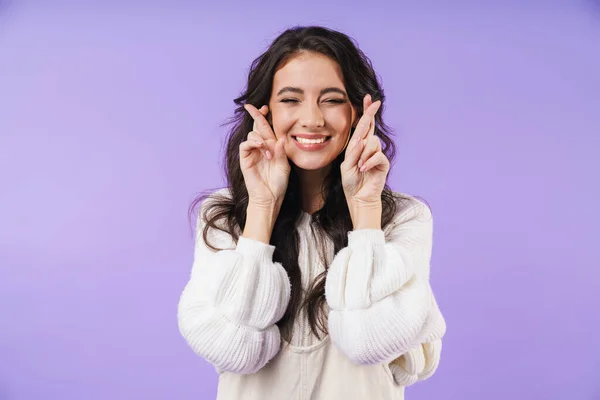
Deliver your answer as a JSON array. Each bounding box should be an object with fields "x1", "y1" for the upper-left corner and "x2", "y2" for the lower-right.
[{"x1": 240, "y1": 104, "x2": 290, "y2": 208}]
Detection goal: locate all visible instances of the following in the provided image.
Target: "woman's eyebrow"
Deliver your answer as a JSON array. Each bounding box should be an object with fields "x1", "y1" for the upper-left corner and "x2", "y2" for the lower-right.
[{"x1": 276, "y1": 87, "x2": 347, "y2": 97}]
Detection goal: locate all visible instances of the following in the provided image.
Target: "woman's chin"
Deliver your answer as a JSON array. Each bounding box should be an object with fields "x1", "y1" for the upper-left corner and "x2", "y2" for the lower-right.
[{"x1": 289, "y1": 156, "x2": 332, "y2": 171}]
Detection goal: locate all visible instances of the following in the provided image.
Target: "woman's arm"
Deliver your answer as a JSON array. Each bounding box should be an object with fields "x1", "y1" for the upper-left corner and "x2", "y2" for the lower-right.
[
  {"x1": 325, "y1": 197, "x2": 446, "y2": 367},
  {"x1": 177, "y1": 196, "x2": 291, "y2": 374}
]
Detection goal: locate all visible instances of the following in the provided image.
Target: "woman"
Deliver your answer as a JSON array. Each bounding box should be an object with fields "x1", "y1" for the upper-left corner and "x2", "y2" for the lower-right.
[{"x1": 178, "y1": 25, "x2": 446, "y2": 399}]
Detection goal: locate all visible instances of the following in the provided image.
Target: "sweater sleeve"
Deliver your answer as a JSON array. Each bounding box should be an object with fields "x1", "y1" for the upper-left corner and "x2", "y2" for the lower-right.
[
  {"x1": 388, "y1": 292, "x2": 446, "y2": 385},
  {"x1": 325, "y1": 197, "x2": 446, "y2": 366},
  {"x1": 177, "y1": 199, "x2": 291, "y2": 374}
]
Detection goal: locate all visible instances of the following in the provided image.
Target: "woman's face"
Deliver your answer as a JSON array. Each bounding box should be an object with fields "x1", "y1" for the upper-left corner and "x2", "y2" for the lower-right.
[{"x1": 268, "y1": 52, "x2": 358, "y2": 171}]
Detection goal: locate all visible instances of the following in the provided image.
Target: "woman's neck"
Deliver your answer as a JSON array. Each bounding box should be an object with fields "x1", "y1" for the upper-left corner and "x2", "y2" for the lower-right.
[{"x1": 296, "y1": 165, "x2": 331, "y2": 215}]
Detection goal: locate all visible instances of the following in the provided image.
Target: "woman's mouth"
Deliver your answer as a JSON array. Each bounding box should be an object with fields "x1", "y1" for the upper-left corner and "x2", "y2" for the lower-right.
[{"x1": 292, "y1": 135, "x2": 331, "y2": 151}]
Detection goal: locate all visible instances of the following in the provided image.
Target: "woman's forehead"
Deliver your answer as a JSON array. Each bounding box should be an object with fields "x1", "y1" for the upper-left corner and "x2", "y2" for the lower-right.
[{"x1": 273, "y1": 53, "x2": 345, "y2": 90}]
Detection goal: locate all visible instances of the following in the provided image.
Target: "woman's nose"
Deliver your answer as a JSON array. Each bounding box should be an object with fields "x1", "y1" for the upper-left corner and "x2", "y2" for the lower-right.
[{"x1": 299, "y1": 103, "x2": 324, "y2": 128}]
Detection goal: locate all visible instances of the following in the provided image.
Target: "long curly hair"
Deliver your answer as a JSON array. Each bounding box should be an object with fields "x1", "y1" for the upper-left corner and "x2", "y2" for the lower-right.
[{"x1": 189, "y1": 25, "x2": 409, "y2": 341}]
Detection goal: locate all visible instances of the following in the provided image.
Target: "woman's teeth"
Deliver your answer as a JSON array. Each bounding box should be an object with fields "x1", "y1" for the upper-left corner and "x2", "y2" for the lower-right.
[{"x1": 295, "y1": 137, "x2": 327, "y2": 144}]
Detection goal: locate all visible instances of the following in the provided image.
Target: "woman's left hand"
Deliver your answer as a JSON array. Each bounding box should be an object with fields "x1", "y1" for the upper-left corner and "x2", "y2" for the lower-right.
[{"x1": 341, "y1": 94, "x2": 390, "y2": 206}]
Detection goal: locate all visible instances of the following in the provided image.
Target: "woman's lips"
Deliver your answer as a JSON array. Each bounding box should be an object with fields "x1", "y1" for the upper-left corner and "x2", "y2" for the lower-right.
[{"x1": 292, "y1": 135, "x2": 331, "y2": 151}]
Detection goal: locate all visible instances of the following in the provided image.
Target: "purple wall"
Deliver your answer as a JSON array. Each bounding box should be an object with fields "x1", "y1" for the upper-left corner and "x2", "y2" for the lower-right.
[{"x1": 1, "y1": 1, "x2": 599, "y2": 399}]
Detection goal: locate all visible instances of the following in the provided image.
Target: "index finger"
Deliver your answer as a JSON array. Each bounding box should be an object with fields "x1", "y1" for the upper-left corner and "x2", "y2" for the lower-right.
[
  {"x1": 244, "y1": 104, "x2": 276, "y2": 141},
  {"x1": 364, "y1": 100, "x2": 381, "y2": 139},
  {"x1": 354, "y1": 100, "x2": 381, "y2": 141}
]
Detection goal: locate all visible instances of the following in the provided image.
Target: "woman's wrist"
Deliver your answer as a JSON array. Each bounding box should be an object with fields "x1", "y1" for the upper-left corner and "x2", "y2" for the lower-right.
[
  {"x1": 242, "y1": 200, "x2": 282, "y2": 244},
  {"x1": 347, "y1": 199, "x2": 382, "y2": 230}
]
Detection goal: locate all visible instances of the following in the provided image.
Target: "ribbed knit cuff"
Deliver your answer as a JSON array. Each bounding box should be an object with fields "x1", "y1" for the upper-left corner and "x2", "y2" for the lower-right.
[
  {"x1": 236, "y1": 236, "x2": 276, "y2": 260},
  {"x1": 348, "y1": 229, "x2": 385, "y2": 247}
]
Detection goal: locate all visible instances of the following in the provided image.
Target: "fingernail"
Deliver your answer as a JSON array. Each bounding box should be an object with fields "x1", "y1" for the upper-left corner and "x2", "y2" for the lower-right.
[
  {"x1": 266, "y1": 150, "x2": 272, "y2": 159},
  {"x1": 360, "y1": 165, "x2": 366, "y2": 172},
  {"x1": 358, "y1": 159, "x2": 363, "y2": 169}
]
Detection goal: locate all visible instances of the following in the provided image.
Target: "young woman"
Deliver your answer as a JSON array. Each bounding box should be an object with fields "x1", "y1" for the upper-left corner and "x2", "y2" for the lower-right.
[{"x1": 178, "y1": 25, "x2": 446, "y2": 399}]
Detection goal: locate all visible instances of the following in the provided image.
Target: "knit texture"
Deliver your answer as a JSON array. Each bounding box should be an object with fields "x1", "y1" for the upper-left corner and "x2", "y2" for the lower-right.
[
  {"x1": 325, "y1": 200, "x2": 445, "y2": 366},
  {"x1": 178, "y1": 188, "x2": 445, "y2": 386},
  {"x1": 177, "y1": 198, "x2": 291, "y2": 374}
]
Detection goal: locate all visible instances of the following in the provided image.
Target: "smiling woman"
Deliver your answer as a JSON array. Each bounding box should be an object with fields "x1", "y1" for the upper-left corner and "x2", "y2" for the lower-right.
[
  {"x1": 269, "y1": 52, "x2": 357, "y2": 171},
  {"x1": 177, "y1": 25, "x2": 446, "y2": 400}
]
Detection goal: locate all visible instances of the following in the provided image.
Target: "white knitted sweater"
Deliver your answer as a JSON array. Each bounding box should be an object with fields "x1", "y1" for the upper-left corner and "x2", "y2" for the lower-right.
[{"x1": 178, "y1": 188, "x2": 446, "y2": 396}]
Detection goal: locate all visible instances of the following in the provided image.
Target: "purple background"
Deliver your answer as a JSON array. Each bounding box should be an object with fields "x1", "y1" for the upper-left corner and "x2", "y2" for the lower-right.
[{"x1": 1, "y1": 1, "x2": 599, "y2": 399}]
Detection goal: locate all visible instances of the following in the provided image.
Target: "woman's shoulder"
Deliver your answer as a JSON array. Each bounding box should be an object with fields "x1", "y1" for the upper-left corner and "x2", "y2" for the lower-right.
[
  {"x1": 197, "y1": 187, "x2": 234, "y2": 217},
  {"x1": 204, "y1": 187, "x2": 233, "y2": 204},
  {"x1": 387, "y1": 190, "x2": 433, "y2": 228},
  {"x1": 197, "y1": 186, "x2": 239, "y2": 241}
]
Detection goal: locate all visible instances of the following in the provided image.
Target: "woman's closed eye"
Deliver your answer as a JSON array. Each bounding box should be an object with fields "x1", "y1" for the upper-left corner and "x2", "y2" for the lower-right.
[
  {"x1": 280, "y1": 98, "x2": 347, "y2": 104},
  {"x1": 325, "y1": 99, "x2": 347, "y2": 104}
]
